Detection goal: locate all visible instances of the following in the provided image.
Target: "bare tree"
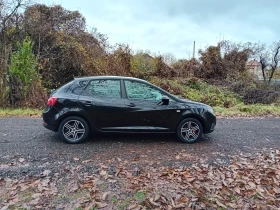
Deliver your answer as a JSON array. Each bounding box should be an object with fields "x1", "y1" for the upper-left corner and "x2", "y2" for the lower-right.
[
  {"x1": 269, "y1": 41, "x2": 280, "y2": 83},
  {"x1": 252, "y1": 43, "x2": 270, "y2": 82}
]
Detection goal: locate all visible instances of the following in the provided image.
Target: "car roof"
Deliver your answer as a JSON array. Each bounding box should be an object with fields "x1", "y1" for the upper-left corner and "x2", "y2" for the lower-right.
[{"x1": 74, "y1": 75, "x2": 148, "y2": 83}]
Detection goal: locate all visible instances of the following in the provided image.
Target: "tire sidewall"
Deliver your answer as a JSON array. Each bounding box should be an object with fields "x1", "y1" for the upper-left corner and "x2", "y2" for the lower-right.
[
  {"x1": 58, "y1": 116, "x2": 89, "y2": 144},
  {"x1": 177, "y1": 118, "x2": 203, "y2": 143}
]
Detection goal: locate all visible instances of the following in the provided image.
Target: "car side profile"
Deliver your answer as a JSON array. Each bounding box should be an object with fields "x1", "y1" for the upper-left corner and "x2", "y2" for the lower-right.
[{"x1": 42, "y1": 76, "x2": 216, "y2": 144}]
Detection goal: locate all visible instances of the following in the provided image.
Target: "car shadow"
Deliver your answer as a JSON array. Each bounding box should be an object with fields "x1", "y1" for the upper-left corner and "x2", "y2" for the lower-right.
[
  {"x1": 45, "y1": 131, "x2": 214, "y2": 145},
  {"x1": 87, "y1": 132, "x2": 213, "y2": 144}
]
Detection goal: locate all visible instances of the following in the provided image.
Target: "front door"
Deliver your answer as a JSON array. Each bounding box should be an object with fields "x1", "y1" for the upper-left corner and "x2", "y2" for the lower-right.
[{"x1": 123, "y1": 80, "x2": 179, "y2": 132}]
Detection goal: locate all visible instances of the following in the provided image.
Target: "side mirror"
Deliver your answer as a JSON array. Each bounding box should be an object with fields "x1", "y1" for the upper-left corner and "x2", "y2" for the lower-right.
[{"x1": 162, "y1": 95, "x2": 169, "y2": 105}]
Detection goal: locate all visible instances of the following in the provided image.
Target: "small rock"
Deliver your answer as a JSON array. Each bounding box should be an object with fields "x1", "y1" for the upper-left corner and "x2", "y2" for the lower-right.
[
  {"x1": 94, "y1": 180, "x2": 105, "y2": 185},
  {"x1": 42, "y1": 169, "x2": 51, "y2": 176}
]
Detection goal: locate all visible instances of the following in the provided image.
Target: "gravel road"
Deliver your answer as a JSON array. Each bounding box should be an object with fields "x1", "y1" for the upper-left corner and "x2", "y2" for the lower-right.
[{"x1": 0, "y1": 117, "x2": 280, "y2": 177}]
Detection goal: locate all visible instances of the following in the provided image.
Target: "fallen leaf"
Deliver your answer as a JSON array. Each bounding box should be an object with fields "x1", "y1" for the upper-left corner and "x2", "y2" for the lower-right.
[
  {"x1": 29, "y1": 198, "x2": 39, "y2": 205},
  {"x1": 127, "y1": 203, "x2": 139, "y2": 209},
  {"x1": 186, "y1": 177, "x2": 196, "y2": 182},
  {"x1": 180, "y1": 196, "x2": 189, "y2": 203},
  {"x1": 82, "y1": 159, "x2": 93, "y2": 163},
  {"x1": 100, "y1": 164, "x2": 108, "y2": 169},
  {"x1": 174, "y1": 204, "x2": 186, "y2": 209},
  {"x1": 234, "y1": 186, "x2": 241, "y2": 194},
  {"x1": 248, "y1": 181, "x2": 256, "y2": 189},
  {"x1": 31, "y1": 193, "x2": 42, "y2": 199},
  {"x1": 216, "y1": 201, "x2": 227, "y2": 208},
  {"x1": 154, "y1": 194, "x2": 161, "y2": 202},
  {"x1": 19, "y1": 158, "x2": 25, "y2": 163},
  {"x1": 102, "y1": 191, "x2": 110, "y2": 200},
  {"x1": 95, "y1": 202, "x2": 107, "y2": 208}
]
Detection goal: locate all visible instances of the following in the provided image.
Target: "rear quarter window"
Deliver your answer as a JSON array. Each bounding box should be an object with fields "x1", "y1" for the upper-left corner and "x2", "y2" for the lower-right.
[{"x1": 67, "y1": 80, "x2": 89, "y2": 95}]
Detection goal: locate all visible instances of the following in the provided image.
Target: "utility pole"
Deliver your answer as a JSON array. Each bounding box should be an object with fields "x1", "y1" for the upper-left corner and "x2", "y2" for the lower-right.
[{"x1": 193, "y1": 41, "x2": 195, "y2": 59}]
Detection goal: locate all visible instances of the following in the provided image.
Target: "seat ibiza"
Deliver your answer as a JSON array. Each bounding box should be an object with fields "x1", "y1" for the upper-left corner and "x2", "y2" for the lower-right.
[{"x1": 43, "y1": 76, "x2": 216, "y2": 144}]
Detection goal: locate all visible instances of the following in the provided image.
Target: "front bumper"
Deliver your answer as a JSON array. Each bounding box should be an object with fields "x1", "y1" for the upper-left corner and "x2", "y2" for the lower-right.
[{"x1": 203, "y1": 112, "x2": 216, "y2": 134}]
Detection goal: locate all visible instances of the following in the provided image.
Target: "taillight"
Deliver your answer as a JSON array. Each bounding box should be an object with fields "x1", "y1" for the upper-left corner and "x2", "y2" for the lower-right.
[{"x1": 47, "y1": 97, "x2": 58, "y2": 106}]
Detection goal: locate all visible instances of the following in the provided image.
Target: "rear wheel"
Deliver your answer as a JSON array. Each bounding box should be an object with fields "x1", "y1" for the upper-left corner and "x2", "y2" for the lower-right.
[
  {"x1": 58, "y1": 116, "x2": 89, "y2": 144},
  {"x1": 177, "y1": 118, "x2": 203, "y2": 143}
]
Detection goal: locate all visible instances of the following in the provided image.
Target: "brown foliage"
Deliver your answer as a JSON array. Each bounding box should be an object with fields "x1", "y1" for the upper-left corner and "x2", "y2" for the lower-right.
[
  {"x1": 172, "y1": 58, "x2": 200, "y2": 77},
  {"x1": 154, "y1": 56, "x2": 177, "y2": 78},
  {"x1": 243, "y1": 88, "x2": 280, "y2": 105}
]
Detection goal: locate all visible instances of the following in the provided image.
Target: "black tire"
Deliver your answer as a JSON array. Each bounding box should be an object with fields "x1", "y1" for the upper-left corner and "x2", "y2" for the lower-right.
[
  {"x1": 176, "y1": 118, "x2": 203, "y2": 143},
  {"x1": 58, "y1": 116, "x2": 89, "y2": 144}
]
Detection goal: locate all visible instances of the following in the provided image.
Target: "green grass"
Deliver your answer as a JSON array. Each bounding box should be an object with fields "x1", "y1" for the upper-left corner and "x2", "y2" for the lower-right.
[
  {"x1": 0, "y1": 108, "x2": 42, "y2": 117},
  {"x1": 214, "y1": 104, "x2": 280, "y2": 117}
]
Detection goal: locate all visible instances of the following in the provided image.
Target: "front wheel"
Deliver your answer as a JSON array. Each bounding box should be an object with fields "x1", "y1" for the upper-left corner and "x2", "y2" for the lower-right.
[
  {"x1": 176, "y1": 118, "x2": 203, "y2": 143},
  {"x1": 58, "y1": 116, "x2": 89, "y2": 144}
]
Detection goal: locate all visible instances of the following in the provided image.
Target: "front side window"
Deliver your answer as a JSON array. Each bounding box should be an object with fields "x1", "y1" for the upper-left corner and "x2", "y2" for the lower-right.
[
  {"x1": 83, "y1": 79, "x2": 121, "y2": 98},
  {"x1": 125, "y1": 80, "x2": 162, "y2": 100}
]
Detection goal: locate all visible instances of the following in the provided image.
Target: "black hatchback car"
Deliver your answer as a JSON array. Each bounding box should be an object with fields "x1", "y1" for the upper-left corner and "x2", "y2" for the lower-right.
[{"x1": 43, "y1": 76, "x2": 216, "y2": 144}]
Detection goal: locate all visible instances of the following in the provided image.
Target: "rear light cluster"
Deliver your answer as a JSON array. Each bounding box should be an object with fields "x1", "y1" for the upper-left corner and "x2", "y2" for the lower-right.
[{"x1": 47, "y1": 97, "x2": 58, "y2": 106}]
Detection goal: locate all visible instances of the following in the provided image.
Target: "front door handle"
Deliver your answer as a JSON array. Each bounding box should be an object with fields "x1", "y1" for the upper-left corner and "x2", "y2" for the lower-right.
[
  {"x1": 127, "y1": 103, "x2": 136, "y2": 107},
  {"x1": 84, "y1": 101, "x2": 92, "y2": 106}
]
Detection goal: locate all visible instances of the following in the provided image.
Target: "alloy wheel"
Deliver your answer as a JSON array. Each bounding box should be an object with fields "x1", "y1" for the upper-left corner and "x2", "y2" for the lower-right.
[
  {"x1": 181, "y1": 121, "x2": 200, "y2": 141},
  {"x1": 62, "y1": 120, "x2": 86, "y2": 142}
]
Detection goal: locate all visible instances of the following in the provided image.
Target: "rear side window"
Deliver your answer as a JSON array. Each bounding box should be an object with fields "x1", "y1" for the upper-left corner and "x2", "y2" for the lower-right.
[
  {"x1": 82, "y1": 79, "x2": 121, "y2": 98},
  {"x1": 67, "y1": 80, "x2": 89, "y2": 95}
]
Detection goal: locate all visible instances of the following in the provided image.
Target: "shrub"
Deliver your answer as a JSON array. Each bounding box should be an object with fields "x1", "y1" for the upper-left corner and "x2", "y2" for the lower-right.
[{"x1": 243, "y1": 88, "x2": 280, "y2": 104}]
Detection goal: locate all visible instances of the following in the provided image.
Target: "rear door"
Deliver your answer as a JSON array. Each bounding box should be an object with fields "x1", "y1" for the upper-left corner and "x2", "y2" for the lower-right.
[{"x1": 79, "y1": 79, "x2": 127, "y2": 131}]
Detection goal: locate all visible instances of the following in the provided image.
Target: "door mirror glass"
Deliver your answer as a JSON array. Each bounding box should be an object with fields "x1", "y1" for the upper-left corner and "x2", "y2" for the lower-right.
[{"x1": 162, "y1": 95, "x2": 169, "y2": 105}]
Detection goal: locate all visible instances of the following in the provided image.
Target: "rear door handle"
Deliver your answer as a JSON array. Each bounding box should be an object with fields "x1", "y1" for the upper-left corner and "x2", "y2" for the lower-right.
[
  {"x1": 127, "y1": 103, "x2": 136, "y2": 107},
  {"x1": 85, "y1": 101, "x2": 92, "y2": 106}
]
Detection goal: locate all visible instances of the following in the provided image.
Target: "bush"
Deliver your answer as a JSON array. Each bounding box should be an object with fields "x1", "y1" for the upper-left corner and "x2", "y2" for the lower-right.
[
  {"x1": 243, "y1": 88, "x2": 280, "y2": 104},
  {"x1": 151, "y1": 77, "x2": 241, "y2": 107}
]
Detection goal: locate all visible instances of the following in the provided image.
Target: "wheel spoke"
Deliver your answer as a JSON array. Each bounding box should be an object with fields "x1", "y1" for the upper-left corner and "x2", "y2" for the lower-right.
[
  {"x1": 187, "y1": 122, "x2": 191, "y2": 129},
  {"x1": 192, "y1": 125, "x2": 199, "y2": 131},
  {"x1": 64, "y1": 130, "x2": 73, "y2": 138},
  {"x1": 64, "y1": 123, "x2": 72, "y2": 130},
  {"x1": 181, "y1": 128, "x2": 188, "y2": 133},
  {"x1": 190, "y1": 130, "x2": 198, "y2": 139},
  {"x1": 184, "y1": 133, "x2": 190, "y2": 140},
  {"x1": 76, "y1": 129, "x2": 85, "y2": 133},
  {"x1": 73, "y1": 132, "x2": 78, "y2": 140},
  {"x1": 74, "y1": 120, "x2": 80, "y2": 129}
]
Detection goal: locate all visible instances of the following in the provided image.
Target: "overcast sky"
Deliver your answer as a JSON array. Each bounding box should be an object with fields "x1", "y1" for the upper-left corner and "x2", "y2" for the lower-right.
[{"x1": 39, "y1": 0, "x2": 279, "y2": 59}]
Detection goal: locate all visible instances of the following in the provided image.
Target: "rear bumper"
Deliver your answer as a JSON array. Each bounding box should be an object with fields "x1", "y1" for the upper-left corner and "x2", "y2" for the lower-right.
[
  {"x1": 42, "y1": 106, "x2": 59, "y2": 132},
  {"x1": 43, "y1": 121, "x2": 57, "y2": 132}
]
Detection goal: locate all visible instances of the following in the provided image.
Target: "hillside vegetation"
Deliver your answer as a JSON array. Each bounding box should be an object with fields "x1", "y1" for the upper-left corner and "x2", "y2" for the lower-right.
[{"x1": 0, "y1": 1, "x2": 279, "y2": 116}]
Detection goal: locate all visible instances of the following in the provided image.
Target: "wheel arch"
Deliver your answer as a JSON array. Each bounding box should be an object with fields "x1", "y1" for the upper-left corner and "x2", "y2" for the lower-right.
[{"x1": 56, "y1": 112, "x2": 92, "y2": 131}]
